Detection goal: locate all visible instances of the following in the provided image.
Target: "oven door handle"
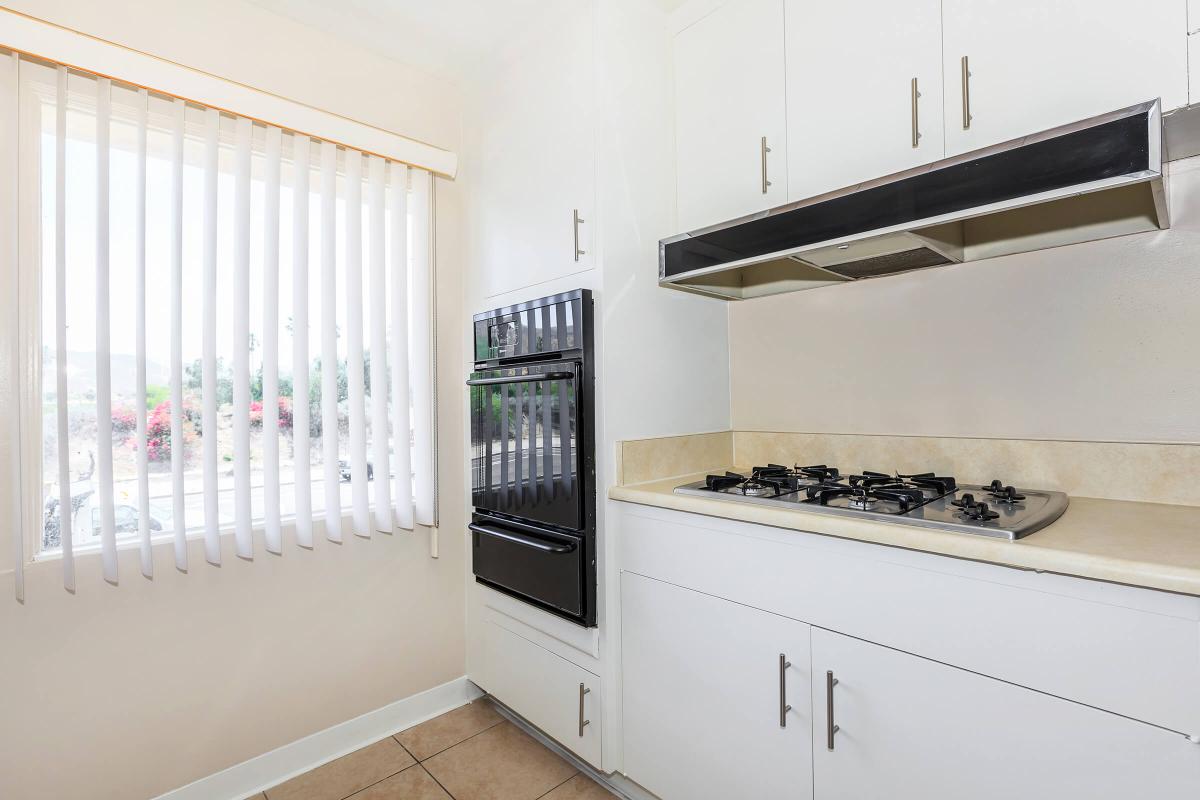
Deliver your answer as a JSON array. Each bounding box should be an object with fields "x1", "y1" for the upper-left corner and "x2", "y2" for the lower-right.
[
  {"x1": 466, "y1": 371, "x2": 574, "y2": 387},
  {"x1": 468, "y1": 522, "x2": 578, "y2": 554}
]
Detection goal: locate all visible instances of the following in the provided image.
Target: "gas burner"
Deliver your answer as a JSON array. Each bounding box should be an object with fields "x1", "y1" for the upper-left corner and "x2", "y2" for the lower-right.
[
  {"x1": 705, "y1": 471, "x2": 747, "y2": 492},
  {"x1": 847, "y1": 491, "x2": 878, "y2": 510},
  {"x1": 807, "y1": 483, "x2": 928, "y2": 513},
  {"x1": 702, "y1": 471, "x2": 795, "y2": 498}
]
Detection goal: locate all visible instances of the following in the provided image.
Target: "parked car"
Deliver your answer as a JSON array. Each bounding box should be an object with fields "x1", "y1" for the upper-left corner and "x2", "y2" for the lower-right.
[
  {"x1": 338, "y1": 460, "x2": 374, "y2": 482},
  {"x1": 91, "y1": 504, "x2": 164, "y2": 535}
]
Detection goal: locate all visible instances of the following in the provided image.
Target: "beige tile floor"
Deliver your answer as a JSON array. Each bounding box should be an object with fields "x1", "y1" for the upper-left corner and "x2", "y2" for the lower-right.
[{"x1": 255, "y1": 698, "x2": 617, "y2": 800}]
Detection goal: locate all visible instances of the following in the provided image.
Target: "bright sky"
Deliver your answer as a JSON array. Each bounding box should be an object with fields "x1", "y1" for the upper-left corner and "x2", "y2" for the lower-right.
[{"x1": 39, "y1": 101, "x2": 409, "y2": 396}]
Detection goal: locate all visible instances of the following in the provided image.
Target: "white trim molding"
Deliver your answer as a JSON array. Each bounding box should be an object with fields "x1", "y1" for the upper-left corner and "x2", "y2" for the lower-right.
[
  {"x1": 153, "y1": 676, "x2": 484, "y2": 800},
  {"x1": 0, "y1": 7, "x2": 458, "y2": 177}
]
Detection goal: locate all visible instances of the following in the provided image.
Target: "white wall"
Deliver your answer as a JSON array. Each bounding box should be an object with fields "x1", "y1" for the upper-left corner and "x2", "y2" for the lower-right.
[
  {"x1": 0, "y1": 3, "x2": 469, "y2": 798},
  {"x1": 728, "y1": 155, "x2": 1200, "y2": 444}
]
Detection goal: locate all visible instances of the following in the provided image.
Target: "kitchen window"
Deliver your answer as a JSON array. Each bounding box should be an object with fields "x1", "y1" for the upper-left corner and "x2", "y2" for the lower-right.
[{"x1": 8, "y1": 53, "x2": 437, "y2": 590}]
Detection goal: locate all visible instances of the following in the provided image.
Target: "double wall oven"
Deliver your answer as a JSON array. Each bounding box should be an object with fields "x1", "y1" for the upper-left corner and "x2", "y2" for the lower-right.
[{"x1": 468, "y1": 290, "x2": 596, "y2": 627}]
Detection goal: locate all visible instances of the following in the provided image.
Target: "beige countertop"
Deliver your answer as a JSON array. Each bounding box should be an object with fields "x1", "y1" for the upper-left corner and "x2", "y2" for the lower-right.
[{"x1": 610, "y1": 470, "x2": 1200, "y2": 597}]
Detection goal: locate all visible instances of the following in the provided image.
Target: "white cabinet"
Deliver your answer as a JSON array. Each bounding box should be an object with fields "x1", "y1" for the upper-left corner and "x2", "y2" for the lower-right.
[
  {"x1": 811, "y1": 628, "x2": 1200, "y2": 799},
  {"x1": 785, "y1": 0, "x2": 944, "y2": 201},
  {"x1": 941, "y1": 0, "x2": 1188, "y2": 156},
  {"x1": 674, "y1": 0, "x2": 787, "y2": 231},
  {"x1": 621, "y1": 572, "x2": 812, "y2": 800},
  {"x1": 479, "y1": 620, "x2": 603, "y2": 768},
  {"x1": 470, "y1": 0, "x2": 595, "y2": 299}
]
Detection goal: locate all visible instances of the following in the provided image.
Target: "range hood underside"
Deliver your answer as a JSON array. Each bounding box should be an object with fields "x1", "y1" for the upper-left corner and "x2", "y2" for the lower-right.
[
  {"x1": 674, "y1": 181, "x2": 1165, "y2": 300},
  {"x1": 661, "y1": 100, "x2": 1168, "y2": 301}
]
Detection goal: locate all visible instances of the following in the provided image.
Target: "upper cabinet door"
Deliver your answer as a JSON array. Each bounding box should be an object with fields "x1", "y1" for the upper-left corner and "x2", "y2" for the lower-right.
[
  {"x1": 674, "y1": 0, "x2": 788, "y2": 232},
  {"x1": 622, "y1": 572, "x2": 813, "y2": 800},
  {"x1": 942, "y1": 0, "x2": 1188, "y2": 156},
  {"x1": 811, "y1": 628, "x2": 1200, "y2": 800},
  {"x1": 470, "y1": 0, "x2": 595, "y2": 300},
  {"x1": 785, "y1": 0, "x2": 944, "y2": 202}
]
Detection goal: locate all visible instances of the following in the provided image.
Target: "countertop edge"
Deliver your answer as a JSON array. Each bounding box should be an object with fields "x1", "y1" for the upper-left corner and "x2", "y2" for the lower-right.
[{"x1": 608, "y1": 484, "x2": 1200, "y2": 597}]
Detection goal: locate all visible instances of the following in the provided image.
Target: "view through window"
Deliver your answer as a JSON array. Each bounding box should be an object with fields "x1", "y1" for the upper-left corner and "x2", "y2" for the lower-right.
[{"x1": 31, "y1": 65, "x2": 422, "y2": 554}]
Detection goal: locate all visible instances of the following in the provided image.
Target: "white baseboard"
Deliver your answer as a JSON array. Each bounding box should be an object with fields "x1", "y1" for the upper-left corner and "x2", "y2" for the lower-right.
[{"x1": 154, "y1": 676, "x2": 484, "y2": 800}]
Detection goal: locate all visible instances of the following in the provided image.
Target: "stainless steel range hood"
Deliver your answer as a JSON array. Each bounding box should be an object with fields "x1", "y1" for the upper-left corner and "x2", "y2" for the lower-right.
[{"x1": 660, "y1": 100, "x2": 1167, "y2": 300}]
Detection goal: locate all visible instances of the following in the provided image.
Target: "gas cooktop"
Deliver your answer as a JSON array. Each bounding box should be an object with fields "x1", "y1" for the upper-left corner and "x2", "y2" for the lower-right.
[{"x1": 673, "y1": 464, "x2": 1068, "y2": 539}]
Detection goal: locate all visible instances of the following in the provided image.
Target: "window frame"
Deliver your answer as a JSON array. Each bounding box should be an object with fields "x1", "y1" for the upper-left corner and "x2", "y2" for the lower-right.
[{"x1": 10, "y1": 59, "x2": 440, "y2": 566}]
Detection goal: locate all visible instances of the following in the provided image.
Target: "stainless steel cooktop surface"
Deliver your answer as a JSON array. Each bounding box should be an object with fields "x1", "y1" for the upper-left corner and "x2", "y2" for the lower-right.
[{"x1": 673, "y1": 465, "x2": 1068, "y2": 540}]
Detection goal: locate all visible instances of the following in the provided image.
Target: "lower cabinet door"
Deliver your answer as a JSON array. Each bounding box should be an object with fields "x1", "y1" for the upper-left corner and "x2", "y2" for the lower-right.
[
  {"x1": 812, "y1": 628, "x2": 1200, "y2": 799},
  {"x1": 481, "y1": 620, "x2": 602, "y2": 768},
  {"x1": 621, "y1": 572, "x2": 813, "y2": 800}
]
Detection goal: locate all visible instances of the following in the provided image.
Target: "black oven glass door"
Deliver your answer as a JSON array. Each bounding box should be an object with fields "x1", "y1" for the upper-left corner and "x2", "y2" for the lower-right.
[{"x1": 469, "y1": 361, "x2": 581, "y2": 531}]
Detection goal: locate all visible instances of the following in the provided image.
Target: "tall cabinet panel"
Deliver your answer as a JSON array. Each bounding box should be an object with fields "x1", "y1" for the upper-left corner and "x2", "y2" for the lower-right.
[
  {"x1": 674, "y1": 0, "x2": 788, "y2": 232},
  {"x1": 785, "y1": 0, "x2": 944, "y2": 202},
  {"x1": 811, "y1": 628, "x2": 1200, "y2": 799},
  {"x1": 622, "y1": 572, "x2": 813, "y2": 800},
  {"x1": 470, "y1": 0, "x2": 596, "y2": 299},
  {"x1": 941, "y1": 0, "x2": 1188, "y2": 156}
]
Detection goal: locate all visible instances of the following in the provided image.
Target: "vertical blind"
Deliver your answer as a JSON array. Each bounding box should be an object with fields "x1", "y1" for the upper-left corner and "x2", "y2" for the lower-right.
[{"x1": 4, "y1": 52, "x2": 437, "y2": 599}]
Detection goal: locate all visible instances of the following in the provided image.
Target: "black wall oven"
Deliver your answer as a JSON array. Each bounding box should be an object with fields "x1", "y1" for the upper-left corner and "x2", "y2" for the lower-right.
[{"x1": 468, "y1": 289, "x2": 596, "y2": 627}]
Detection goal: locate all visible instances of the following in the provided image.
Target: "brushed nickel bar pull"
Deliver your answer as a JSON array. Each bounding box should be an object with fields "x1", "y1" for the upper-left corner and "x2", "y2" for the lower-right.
[
  {"x1": 578, "y1": 683, "x2": 591, "y2": 737},
  {"x1": 779, "y1": 653, "x2": 792, "y2": 728},
  {"x1": 826, "y1": 670, "x2": 840, "y2": 751},
  {"x1": 961, "y1": 56, "x2": 972, "y2": 130},
  {"x1": 761, "y1": 136, "x2": 772, "y2": 194},
  {"x1": 572, "y1": 209, "x2": 585, "y2": 262},
  {"x1": 910, "y1": 77, "x2": 920, "y2": 148}
]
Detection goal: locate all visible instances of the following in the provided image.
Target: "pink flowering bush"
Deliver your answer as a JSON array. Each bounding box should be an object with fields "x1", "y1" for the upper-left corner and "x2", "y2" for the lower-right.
[
  {"x1": 277, "y1": 396, "x2": 293, "y2": 431},
  {"x1": 250, "y1": 397, "x2": 293, "y2": 431},
  {"x1": 111, "y1": 405, "x2": 137, "y2": 434},
  {"x1": 139, "y1": 400, "x2": 198, "y2": 463}
]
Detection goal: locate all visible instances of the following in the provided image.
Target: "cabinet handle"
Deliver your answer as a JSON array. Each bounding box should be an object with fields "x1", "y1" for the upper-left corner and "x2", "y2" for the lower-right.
[
  {"x1": 910, "y1": 77, "x2": 921, "y2": 148},
  {"x1": 826, "y1": 670, "x2": 840, "y2": 751},
  {"x1": 760, "y1": 136, "x2": 772, "y2": 194},
  {"x1": 778, "y1": 653, "x2": 792, "y2": 728},
  {"x1": 578, "y1": 682, "x2": 591, "y2": 737},
  {"x1": 961, "y1": 56, "x2": 972, "y2": 130},
  {"x1": 572, "y1": 209, "x2": 585, "y2": 262}
]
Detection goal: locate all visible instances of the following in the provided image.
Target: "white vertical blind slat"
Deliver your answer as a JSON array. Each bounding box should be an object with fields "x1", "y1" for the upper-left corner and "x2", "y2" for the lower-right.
[
  {"x1": 3, "y1": 51, "x2": 19, "y2": 601},
  {"x1": 388, "y1": 162, "x2": 413, "y2": 531},
  {"x1": 135, "y1": 87, "x2": 152, "y2": 578},
  {"x1": 345, "y1": 151, "x2": 369, "y2": 538},
  {"x1": 232, "y1": 117, "x2": 253, "y2": 559},
  {"x1": 201, "y1": 107, "x2": 221, "y2": 565},
  {"x1": 54, "y1": 65, "x2": 74, "y2": 591},
  {"x1": 320, "y1": 141, "x2": 341, "y2": 542},
  {"x1": 95, "y1": 76, "x2": 117, "y2": 583},
  {"x1": 169, "y1": 97, "x2": 187, "y2": 571},
  {"x1": 262, "y1": 125, "x2": 282, "y2": 555},
  {"x1": 291, "y1": 134, "x2": 313, "y2": 548},
  {"x1": 2, "y1": 52, "x2": 21, "y2": 601},
  {"x1": 367, "y1": 156, "x2": 391, "y2": 533},
  {"x1": 411, "y1": 169, "x2": 435, "y2": 528}
]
